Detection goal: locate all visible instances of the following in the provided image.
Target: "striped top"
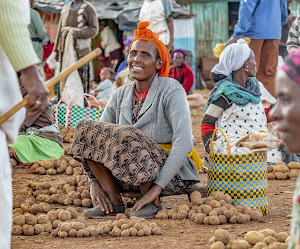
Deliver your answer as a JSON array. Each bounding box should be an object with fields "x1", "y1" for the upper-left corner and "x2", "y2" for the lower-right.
[
  {"x1": 0, "y1": 0, "x2": 40, "y2": 72},
  {"x1": 287, "y1": 15, "x2": 300, "y2": 53}
]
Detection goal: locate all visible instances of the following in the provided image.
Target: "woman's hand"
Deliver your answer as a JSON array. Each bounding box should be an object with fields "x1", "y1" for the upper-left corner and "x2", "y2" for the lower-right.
[
  {"x1": 90, "y1": 180, "x2": 113, "y2": 214},
  {"x1": 131, "y1": 184, "x2": 162, "y2": 212}
]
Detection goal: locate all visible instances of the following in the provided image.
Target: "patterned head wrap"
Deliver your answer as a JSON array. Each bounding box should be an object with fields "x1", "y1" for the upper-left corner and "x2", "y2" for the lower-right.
[
  {"x1": 129, "y1": 21, "x2": 170, "y2": 77},
  {"x1": 172, "y1": 49, "x2": 186, "y2": 59},
  {"x1": 282, "y1": 47, "x2": 300, "y2": 85}
]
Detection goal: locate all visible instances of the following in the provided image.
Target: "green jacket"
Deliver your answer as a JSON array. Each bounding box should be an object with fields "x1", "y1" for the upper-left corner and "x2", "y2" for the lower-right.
[{"x1": 28, "y1": 8, "x2": 46, "y2": 60}]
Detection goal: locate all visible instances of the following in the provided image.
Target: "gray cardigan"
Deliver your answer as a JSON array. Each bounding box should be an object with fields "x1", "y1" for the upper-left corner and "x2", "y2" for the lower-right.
[{"x1": 100, "y1": 74, "x2": 200, "y2": 189}]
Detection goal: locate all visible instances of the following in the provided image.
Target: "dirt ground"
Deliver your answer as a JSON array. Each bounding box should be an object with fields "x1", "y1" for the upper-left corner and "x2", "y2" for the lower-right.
[{"x1": 11, "y1": 92, "x2": 297, "y2": 249}]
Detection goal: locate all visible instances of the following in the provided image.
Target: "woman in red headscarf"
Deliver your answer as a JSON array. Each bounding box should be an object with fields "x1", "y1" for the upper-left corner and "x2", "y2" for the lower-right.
[{"x1": 69, "y1": 22, "x2": 201, "y2": 218}]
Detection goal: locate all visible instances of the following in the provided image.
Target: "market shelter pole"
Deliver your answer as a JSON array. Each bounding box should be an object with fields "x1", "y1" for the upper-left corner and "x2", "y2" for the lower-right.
[{"x1": 0, "y1": 48, "x2": 101, "y2": 125}]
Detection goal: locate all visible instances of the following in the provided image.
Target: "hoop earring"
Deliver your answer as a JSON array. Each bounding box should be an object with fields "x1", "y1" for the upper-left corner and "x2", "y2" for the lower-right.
[{"x1": 245, "y1": 66, "x2": 249, "y2": 72}]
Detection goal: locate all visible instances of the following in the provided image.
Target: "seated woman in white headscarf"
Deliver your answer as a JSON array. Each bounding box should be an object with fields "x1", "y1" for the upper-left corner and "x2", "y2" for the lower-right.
[{"x1": 201, "y1": 39, "x2": 281, "y2": 164}]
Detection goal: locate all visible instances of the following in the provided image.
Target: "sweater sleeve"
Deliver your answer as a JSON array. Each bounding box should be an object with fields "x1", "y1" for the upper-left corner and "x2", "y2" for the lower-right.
[
  {"x1": 99, "y1": 89, "x2": 118, "y2": 123},
  {"x1": 287, "y1": 16, "x2": 300, "y2": 53},
  {"x1": 201, "y1": 96, "x2": 231, "y2": 153},
  {"x1": 73, "y1": 5, "x2": 99, "y2": 40},
  {"x1": 233, "y1": 0, "x2": 259, "y2": 38},
  {"x1": 154, "y1": 86, "x2": 194, "y2": 189},
  {"x1": 0, "y1": 0, "x2": 40, "y2": 71},
  {"x1": 182, "y1": 66, "x2": 194, "y2": 94},
  {"x1": 31, "y1": 9, "x2": 46, "y2": 41}
]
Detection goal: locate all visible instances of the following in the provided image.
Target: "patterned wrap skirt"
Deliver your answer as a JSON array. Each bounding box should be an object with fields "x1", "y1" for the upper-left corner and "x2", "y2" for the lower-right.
[{"x1": 69, "y1": 119, "x2": 196, "y2": 196}]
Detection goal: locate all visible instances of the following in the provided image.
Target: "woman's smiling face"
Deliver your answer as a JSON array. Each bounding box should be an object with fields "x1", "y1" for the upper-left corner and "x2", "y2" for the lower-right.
[{"x1": 128, "y1": 40, "x2": 162, "y2": 83}]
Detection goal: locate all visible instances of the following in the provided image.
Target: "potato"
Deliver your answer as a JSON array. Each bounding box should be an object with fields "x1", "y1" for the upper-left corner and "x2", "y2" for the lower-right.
[
  {"x1": 223, "y1": 209, "x2": 233, "y2": 219},
  {"x1": 214, "y1": 229, "x2": 231, "y2": 245},
  {"x1": 134, "y1": 223, "x2": 142, "y2": 231},
  {"x1": 285, "y1": 236, "x2": 291, "y2": 244},
  {"x1": 12, "y1": 225, "x2": 23, "y2": 235},
  {"x1": 76, "y1": 229, "x2": 84, "y2": 237},
  {"x1": 287, "y1": 161, "x2": 300, "y2": 169},
  {"x1": 58, "y1": 210, "x2": 72, "y2": 222},
  {"x1": 188, "y1": 210, "x2": 196, "y2": 219},
  {"x1": 23, "y1": 224, "x2": 35, "y2": 236},
  {"x1": 224, "y1": 194, "x2": 232, "y2": 204},
  {"x1": 264, "y1": 236, "x2": 277, "y2": 245},
  {"x1": 205, "y1": 196, "x2": 214, "y2": 205},
  {"x1": 137, "y1": 229, "x2": 145, "y2": 237},
  {"x1": 37, "y1": 215, "x2": 49, "y2": 224},
  {"x1": 210, "y1": 236, "x2": 216, "y2": 245},
  {"x1": 58, "y1": 231, "x2": 68, "y2": 238},
  {"x1": 73, "y1": 199, "x2": 82, "y2": 206},
  {"x1": 36, "y1": 167, "x2": 46, "y2": 175},
  {"x1": 66, "y1": 166, "x2": 73, "y2": 175},
  {"x1": 268, "y1": 172, "x2": 276, "y2": 180},
  {"x1": 63, "y1": 198, "x2": 73, "y2": 205},
  {"x1": 82, "y1": 198, "x2": 92, "y2": 207},
  {"x1": 73, "y1": 167, "x2": 83, "y2": 175},
  {"x1": 13, "y1": 215, "x2": 25, "y2": 226},
  {"x1": 60, "y1": 223, "x2": 72, "y2": 233},
  {"x1": 152, "y1": 227, "x2": 163, "y2": 235},
  {"x1": 24, "y1": 214, "x2": 37, "y2": 226},
  {"x1": 191, "y1": 196, "x2": 204, "y2": 206},
  {"x1": 44, "y1": 195, "x2": 54, "y2": 204},
  {"x1": 30, "y1": 164, "x2": 39, "y2": 174},
  {"x1": 276, "y1": 232, "x2": 288, "y2": 243},
  {"x1": 268, "y1": 242, "x2": 288, "y2": 249},
  {"x1": 194, "y1": 213, "x2": 206, "y2": 224},
  {"x1": 71, "y1": 222, "x2": 85, "y2": 230},
  {"x1": 46, "y1": 169, "x2": 57, "y2": 175},
  {"x1": 121, "y1": 223, "x2": 129, "y2": 231},
  {"x1": 275, "y1": 172, "x2": 288, "y2": 180},
  {"x1": 267, "y1": 165, "x2": 274, "y2": 173},
  {"x1": 213, "y1": 191, "x2": 225, "y2": 201},
  {"x1": 57, "y1": 165, "x2": 67, "y2": 174},
  {"x1": 190, "y1": 191, "x2": 201, "y2": 200},
  {"x1": 210, "y1": 241, "x2": 225, "y2": 249},
  {"x1": 288, "y1": 169, "x2": 299, "y2": 179},
  {"x1": 67, "y1": 207, "x2": 78, "y2": 219},
  {"x1": 34, "y1": 224, "x2": 44, "y2": 235},
  {"x1": 259, "y1": 229, "x2": 276, "y2": 238},
  {"x1": 67, "y1": 229, "x2": 76, "y2": 237},
  {"x1": 274, "y1": 164, "x2": 289, "y2": 173},
  {"x1": 52, "y1": 220, "x2": 62, "y2": 229},
  {"x1": 177, "y1": 210, "x2": 188, "y2": 220},
  {"x1": 203, "y1": 205, "x2": 213, "y2": 215},
  {"x1": 231, "y1": 240, "x2": 251, "y2": 249},
  {"x1": 210, "y1": 200, "x2": 221, "y2": 209},
  {"x1": 81, "y1": 190, "x2": 90, "y2": 199},
  {"x1": 244, "y1": 231, "x2": 265, "y2": 245},
  {"x1": 218, "y1": 215, "x2": 227, "y2": 224},
  {"x1": 237, "y1": 214, "x2": 247, "y2": 224},
  {"x1": 209, "y1": 216, "x2": 220, "y2": 225},
  {"x1": 252, "y1": 242, "x2": 267, "y2": 249},
  {"x1": 13, "y1": 208, "x2": 23, "y2": 216},
  {"x1": 229, "y1": 215, "x2": 237, "y2": 224},
  {"x1": 43, "y1": 222, "x2": 52, "y2": 233},
  {"x1": 143, "y1": 227, "x2": 152, "y2": 236},
  {"x1": 178, "y1": 204, "x2": 190, "y2": 212},
  {"x1": 47, "y1": 210, "x2": 58, "y2": 222},
  {"x1": 249, "y1": 211, "x2": 263, "y2": 222}
]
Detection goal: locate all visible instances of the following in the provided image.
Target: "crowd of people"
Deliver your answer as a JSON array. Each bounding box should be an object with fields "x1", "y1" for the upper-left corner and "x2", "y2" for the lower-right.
[{"x1": 1, "y1": 0, "x2": 300, "y2": 248}]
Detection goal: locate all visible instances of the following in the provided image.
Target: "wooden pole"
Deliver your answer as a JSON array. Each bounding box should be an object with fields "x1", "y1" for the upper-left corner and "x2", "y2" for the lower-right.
[{"x1": 0, "y1": 48, "x2": 101, "y2": 125}]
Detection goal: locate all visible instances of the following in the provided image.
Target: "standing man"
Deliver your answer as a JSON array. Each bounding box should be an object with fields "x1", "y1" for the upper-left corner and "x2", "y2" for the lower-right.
[
  {"x1": 0, "y1": 1, "x2": 48, "y2": 248},
  {"x1": 227, "y1": 0, "x2": 288, "y2": 96},
  {"x1": 139, "y1": 0, "x2": 174, "y2": 53},
  {"x1": 28, "y1": 0, "x2": 46, "y2": 79}
]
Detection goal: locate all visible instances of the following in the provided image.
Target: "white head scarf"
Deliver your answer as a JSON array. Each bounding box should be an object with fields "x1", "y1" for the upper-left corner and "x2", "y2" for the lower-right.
[{"x1": 211, "y1": 39, "x2": 251, "y2": 76}]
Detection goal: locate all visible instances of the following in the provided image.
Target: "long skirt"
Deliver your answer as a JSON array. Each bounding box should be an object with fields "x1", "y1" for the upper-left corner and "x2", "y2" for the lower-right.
[
  {"x1": 9, "y1": 135, "x2": 63, "y2": 163},
  {"x1": 69, "y1": 120, "x2": 196, "y2": 196}
]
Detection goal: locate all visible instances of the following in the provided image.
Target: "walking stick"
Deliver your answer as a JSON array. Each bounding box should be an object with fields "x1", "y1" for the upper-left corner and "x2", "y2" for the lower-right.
[{"x1": 0, "y1": 48, "x2": 101, "y2": 125}]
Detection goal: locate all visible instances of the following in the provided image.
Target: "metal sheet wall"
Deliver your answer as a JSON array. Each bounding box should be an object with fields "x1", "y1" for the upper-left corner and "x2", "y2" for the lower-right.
[{"x1": 191, "y1": 1, "x2": 229, "y2": 61}]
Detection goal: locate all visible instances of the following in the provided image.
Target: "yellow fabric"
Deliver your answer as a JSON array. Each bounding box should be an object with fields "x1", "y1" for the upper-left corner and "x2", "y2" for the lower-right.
[
  {"x1": 213, "y1": 38, "x2": 251, "y2": 59},
  {"x1": 0, "y1": 0, "x2": 40, "y2": 71},
  {"x1": 158, "y1": 143, "x2": 203, "y2": 173}
]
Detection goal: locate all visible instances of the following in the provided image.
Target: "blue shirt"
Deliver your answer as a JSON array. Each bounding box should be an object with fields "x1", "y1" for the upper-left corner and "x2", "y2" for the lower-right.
[{"x1": 233, "y1": 0, "x2": 288, "y2": 40}]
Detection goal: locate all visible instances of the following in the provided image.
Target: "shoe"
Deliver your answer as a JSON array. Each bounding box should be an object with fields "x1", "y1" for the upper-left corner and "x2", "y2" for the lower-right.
[
  {"x1": 130, "y1": 203, "x2": 162, "y2": 219},
  {"x1": 84, "y1": 204, "x2": 125, "y2": 218}
]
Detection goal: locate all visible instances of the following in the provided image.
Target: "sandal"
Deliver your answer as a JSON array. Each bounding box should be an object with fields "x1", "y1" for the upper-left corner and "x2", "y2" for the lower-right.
[{"x1": 84, "y1": 204, "x2": 125, "y2": 218}]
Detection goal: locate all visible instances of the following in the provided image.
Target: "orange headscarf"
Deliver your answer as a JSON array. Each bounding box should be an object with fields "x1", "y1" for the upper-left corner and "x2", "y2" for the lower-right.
[{"x1": 129, "y1": 21, "x2": 170, "y2": 77}]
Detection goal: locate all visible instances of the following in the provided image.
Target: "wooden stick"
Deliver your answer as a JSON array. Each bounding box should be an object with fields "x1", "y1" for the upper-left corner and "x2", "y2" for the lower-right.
[{"x1": 0, "y1": 48, "x2": 101, "y2": 125}]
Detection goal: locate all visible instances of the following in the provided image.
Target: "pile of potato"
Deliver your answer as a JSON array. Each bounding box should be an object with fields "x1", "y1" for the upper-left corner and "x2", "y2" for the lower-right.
[
  {"x1": 30, "y1": 155, "x2": 83, "y2": 175},
  {"x1": 58, "y1": 124, "x2": 74, "y2": 143},
  {"x1": 21, "y1": 177, "x2": 92, "y2": 208},
  {"x1": 108, "y1": 214, "x2": 163, "y2": 237},
  {"x1": 12, "y1": 208, "x2": 77, "y2": 236},
  {"x1": 210, "y1": 228, "x2": 290, "y2": 249},
  {"x1": 268, "y1": 161, "x2": 300, "y2": 180},
  {"x1": 156, "y1": 191, "x2": 263, "y2": 225}
]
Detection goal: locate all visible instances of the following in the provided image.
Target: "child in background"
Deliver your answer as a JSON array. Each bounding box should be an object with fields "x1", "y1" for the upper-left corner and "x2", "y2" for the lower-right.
[{"x1": 95, "y1": 67, "x2": 114, "y2": 108}]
